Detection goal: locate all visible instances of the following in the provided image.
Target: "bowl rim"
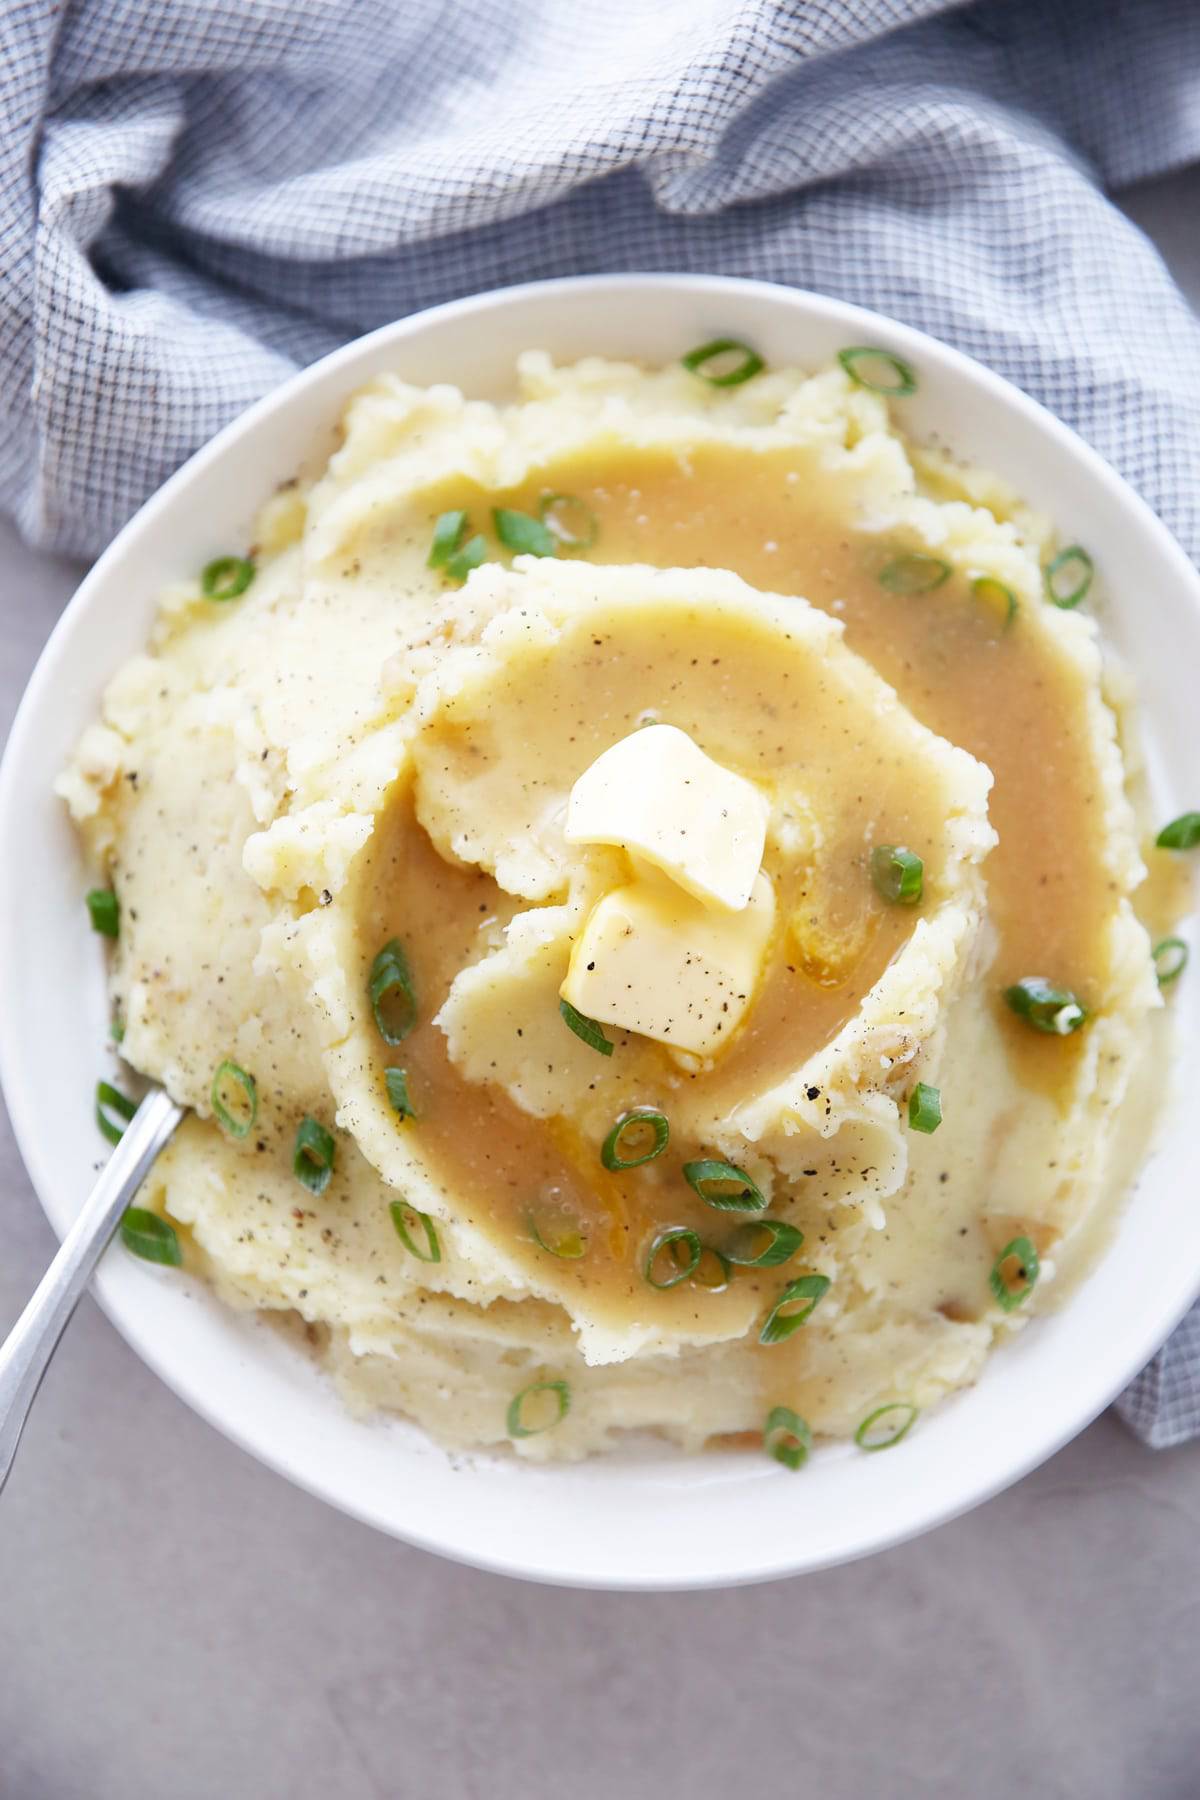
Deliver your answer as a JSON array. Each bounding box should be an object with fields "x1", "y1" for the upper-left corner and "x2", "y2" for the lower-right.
[{"x1": 3, "y1": 272, "x2": 1199, "y2": 1590}]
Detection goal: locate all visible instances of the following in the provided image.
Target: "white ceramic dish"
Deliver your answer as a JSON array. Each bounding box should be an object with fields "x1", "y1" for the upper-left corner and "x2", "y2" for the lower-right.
[{"x1": 2, "y1": 276, "x2": 1198, "y2": 1590}]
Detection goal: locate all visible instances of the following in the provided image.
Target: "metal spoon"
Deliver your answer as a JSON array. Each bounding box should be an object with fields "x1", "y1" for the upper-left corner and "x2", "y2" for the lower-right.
[{"x1": 0, "y1": 1089, "x2": 183, "y2": 1494}]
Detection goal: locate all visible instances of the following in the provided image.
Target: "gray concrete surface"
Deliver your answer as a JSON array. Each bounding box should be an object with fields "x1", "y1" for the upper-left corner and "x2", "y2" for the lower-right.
[{"x1": 1, "y1": 168, "x2": 1198, "y2": 1800}]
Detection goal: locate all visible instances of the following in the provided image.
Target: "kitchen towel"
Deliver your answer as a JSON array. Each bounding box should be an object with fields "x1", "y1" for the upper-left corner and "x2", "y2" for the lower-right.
[{"x1": 4, "y1": 0, "x2": 1199, "y2": 1442}]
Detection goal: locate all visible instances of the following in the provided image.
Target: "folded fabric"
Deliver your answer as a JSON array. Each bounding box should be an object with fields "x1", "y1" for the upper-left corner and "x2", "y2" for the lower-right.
[{"x1": 3, "y1": 0, "x2": 1199, "y2": 1440}]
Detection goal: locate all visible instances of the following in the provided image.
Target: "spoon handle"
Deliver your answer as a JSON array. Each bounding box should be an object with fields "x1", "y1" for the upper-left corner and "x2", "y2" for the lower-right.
[{"x1": 0, "y1": 1088, "x2": 183, "y2": 1494}]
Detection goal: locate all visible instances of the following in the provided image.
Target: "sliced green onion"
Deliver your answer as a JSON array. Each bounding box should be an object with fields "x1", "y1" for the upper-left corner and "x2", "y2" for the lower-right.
[
  {"x1": 493, "y1": 507, "x2": 556, "y2": 557},
  {"x1": 879, "y1": 552, "x2": 951, "y2": 595},
  {"x1": 724, "y1": 1218, "x2": 804, "y2": 1268},
  {"x1": 559, "y1": 998, "x2": 612, "y2": 1057},
  {"x1": 644, "y1": 1227, "x2": 702, "y2": 1289},
  {"x1": 764, "y1": 1404, "x2": 812, "y2": 1470},
  {"x1": 86, "y1": 888, "x2": 119, "y2": 938},
  {"x1": 683, "y1": 1158, "x2": 766, "y2": 1213},
  {"x1": 210, "y1": 1059, "x2": 257, "y2": 1139},
  {"x1": 527, "y1": 1205, "x2": 587, "y2": 1260},
  {"x1": 539, "y1": 492, "x2": 596, "y2": 550},
  {"x1": 1044, "y1": 545, "x2": 1093, "y2": 609},
  {"x1": 760, "y1": 1274, "x2": 831, "y2": 1345},
  {"x1": 692, "y1": 1245, "x2": 733, "y2": 1292},
  {"x1": 972, "y1": 575, "x2": 1018, "y2": 629},
  {"x1": 989, "y1": 1234, "x2": 1039, "y2": 1312},
  {"x1": 96, "y1": 1080, "x2": 136, "y2": 1146},
  {"x1": 1152, "y1": 937, "x2": 1189, "y2": 987},
  {"x1": 1003, "y1": 976, "x2": 1087, "y2": 1036},
  {"x1": 443, "y1": 532, "x2": 488, "y2": 584},
  {"x1": 870, "y1": 844, "x2": 924, "y2": 905},
  {"x1": 1156, "y1": 812, "x2": 1200, "y2": 850},
  {"x1": 201, "y1": 555, "x2": 255, "y2": 601},
  {"x1": 507, "y1": 1379, "x2": 570, "y2": 1439},
  {"x1": 390, "y1": 1200, "x2": 441, "y2": 1263},
  {"x1": 427, "y1": 509, "x2": 469, "y2": 569},
  {"x1": 601, "y1": 1107, "x2": 669, "y2": 1170},
  {"x1": 855, "y1": 1402, "x2": 918, "y2": 1451},
  {"x1": 384, "y1": 1067, "x2": 417, "y2": 1120},
  {"x1": 838, "y1": 346, "x2": 917, "y2": 397},
  {"x1": 369, "y1": 939, "x2": 417, "y2": 1045},
  {"x1": 110, "y1": 1017, "x2": 125, "y2": 1044},
  {"x1": 681, "y1": 337, "x2": 764, "y2": 387},
  {"x1": 120, "y1": 1207, "x2": 182, "y2": 1267},
  {"x1": 908, "y1": 1082, "x2": 942, "y2": 1134},
  {"x1": 293, "y1": 1116, "x2": 335, "y2": 1195}
]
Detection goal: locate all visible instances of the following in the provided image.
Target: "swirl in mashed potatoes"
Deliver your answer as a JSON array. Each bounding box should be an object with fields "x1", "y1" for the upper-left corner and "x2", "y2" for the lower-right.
[{"x1": 60, "y1": 349, "x2": 1166, "y2": 1460}]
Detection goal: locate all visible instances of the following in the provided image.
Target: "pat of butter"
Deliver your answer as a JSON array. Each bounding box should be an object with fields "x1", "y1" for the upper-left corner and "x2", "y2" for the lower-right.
[
  {"x1": 564, "y1": 724, "x2": 769, "y2": 912},
  {"x1": 561, "y1": 870, "x2": 775, "y2": 1056}
]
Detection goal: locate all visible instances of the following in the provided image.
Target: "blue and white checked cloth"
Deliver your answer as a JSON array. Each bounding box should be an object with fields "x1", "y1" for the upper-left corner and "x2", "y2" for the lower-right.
[{"x1": 4, "y1": 0, "x2": 1200, "y2": 1443}]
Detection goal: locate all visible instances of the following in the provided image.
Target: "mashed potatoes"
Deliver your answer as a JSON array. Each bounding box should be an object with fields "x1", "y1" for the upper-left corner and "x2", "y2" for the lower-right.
[{"x1": 61, "y1": 349, "x2": 1163, "y2": 1461}]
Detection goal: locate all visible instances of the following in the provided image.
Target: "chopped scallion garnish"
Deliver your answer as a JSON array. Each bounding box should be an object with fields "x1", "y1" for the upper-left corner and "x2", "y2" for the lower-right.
[
  {"x1": 723, "y1": 1218, "x2": 804, "y2": 1268},
  {"x1": 539, "y1": 492, "x2": 597, "y2": 550},
  {"x1": 527, "y1": 1205, "x2": 587, "y2": 1260},
  {"x1": 681, "y1": 338, "x2": 764, "y2": 387},
  {"x1": 120, "y1": 1207, "x2": 182, "y2": 1267},
  {"x1": 601, "y1": 1107, "x2": 669, "y2": 1170},
  {"x1": 493, "y1": 507, "x2": 556, "y2": 557},
  {"x1": 1156, "y1": 813, "x2": 1200, "y2": 850},
  {"x1": 427, "y1": 509, "x2": 469, "y2": 569},
  {"x1": 764, "y1": 1404, "x2": 812, "y2": 1470},
  {"x1": 989, "y1": 1234, "x2": 1039, "y2": 1312},
  {"x1": 855, "y1": 1402, "x2": 918, "y2": 1451},
  {"x1": 837, "y1": 346, "x2": 917, "y2": 396},
  {"x1": 1003, "y1": 976, "x2": 1087, "y2": 1035},
  {"x1": 879, "y1": 552, "x2": 950, "y2": 595},
  {"x1": 384, "y1": 1067, "x2": 416, "y2": 1120},
  {"x1": 96, "y1": 1080, "x2": 136, "y2": 1146},
  {"x1": 908, "y1": 1082, "x2": 942, "y2": 1134},
  {"x1": 682, "y1": 1158, "x2": 766, "y2": 1213},
  {"x1": 759, "y1": 1274, "x2": 830, "y2": 1344},
  {"x1": 293, "y1": 1116, "x2": 335, "y2": 1195},
  {"x1": 507, "y1": 1379, "x2": 570, "y2": 1438},
  {"x1": 644, "y1": 1227, "x2": 702, "y2": 1289},
  {"x1": 1044, "y1": 545, "x2": 1093, "y2": 609},
  {"x1": 369, "y1": 939, "x2": 417, "y2": 1045},
  {"x1": 444, "y1": 533, "x2": 488, "y2": 584},
  {"x1": 870, "y1": 843, "x2": 924, "y2": 905},
  {"x1": 390, "y1": 1200, "x2": 441, "y2": 1263},
  {"x1": 692, "y1": 1245, "x2": 733, "y2": 1292},
  {"x1": 86, "y1": 888, "x2": 119, "y2": 938},
  {"x1": 210, "y1": 1058, "x2": 257, "y2": 1139},
  {"x1": 972, "y1": 575, "x2": 1018, "y2": 629},
  {"x1": 201, "y1": 555, "x2": 255, "y2": 600},
  {"x1": 1152, "y1": 937, "x2": 1189, "y2": 987},
  {"x1": 559, "y1": 998, "x2": 612, "y2": 1057}
]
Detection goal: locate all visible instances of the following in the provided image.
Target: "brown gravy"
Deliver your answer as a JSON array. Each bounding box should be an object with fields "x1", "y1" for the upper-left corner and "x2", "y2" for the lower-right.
[{"x1": 356, "y1": 439, "x2": 1120, "y2": 1339}]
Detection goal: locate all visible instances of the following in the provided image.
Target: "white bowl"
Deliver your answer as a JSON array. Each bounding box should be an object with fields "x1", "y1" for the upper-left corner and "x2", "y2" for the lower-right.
[{"x1": 3, "y1": 276, "x2": 1198, "y2": 1590}]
